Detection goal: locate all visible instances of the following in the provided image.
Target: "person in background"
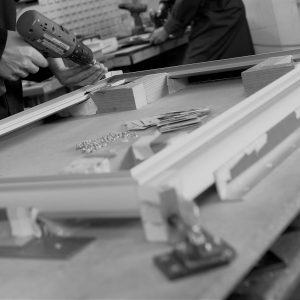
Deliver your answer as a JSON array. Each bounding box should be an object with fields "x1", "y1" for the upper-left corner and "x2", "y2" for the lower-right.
[
  {"x1": 150, "y1": 0, "x2": 254, "y2": 64},
  {"x1": 0, "y1": 0, "x2": 107, "y2": 119}
]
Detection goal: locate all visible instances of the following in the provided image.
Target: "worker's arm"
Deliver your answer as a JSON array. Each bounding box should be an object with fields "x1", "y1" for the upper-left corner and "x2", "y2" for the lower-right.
[
  {"x1": 0, "y1": 30, "x2": 48, "y2": 81},
  {"x1": 48, "y1": 58, "x2": 107, "y2": 87},
  {"x1": 159, "y1": 0, "x2": 176, "y2": 8},
  {"x1": 150, "y1": 0, "x2": 205, "y2": 44},
  {"x1": 157, "y1": 0, "x2": 175, "y2": 20},
  {"x1": 164, "y1": 0, "x2": 205, "y2": 35}
]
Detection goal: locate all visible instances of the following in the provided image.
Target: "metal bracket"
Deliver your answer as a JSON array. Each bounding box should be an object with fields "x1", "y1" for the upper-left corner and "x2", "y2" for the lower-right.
[{"x1": 153, "y1": 192, "x2": 235, "y2": 280}]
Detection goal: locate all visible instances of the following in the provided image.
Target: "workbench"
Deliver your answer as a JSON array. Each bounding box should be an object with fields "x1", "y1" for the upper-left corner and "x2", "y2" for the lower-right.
[
  {"x1": 2, "y1": 52, "x2": 300, "y2": 299},
  {"x1": 102, "y1": 34, "x2": 188, "y2": 70}
]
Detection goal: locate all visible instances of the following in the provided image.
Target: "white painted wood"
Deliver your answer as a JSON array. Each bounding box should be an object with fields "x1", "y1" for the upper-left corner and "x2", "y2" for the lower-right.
[
  {"x1": 132, "y1": 65, "x2": 300, "y2": 200},
  {"x1": 0, "y1": 173, "x2": 140, "y2": 217},
  {"x1": 216, "y1": 122, "x2": 300, "y2": 200},
  {"x1": 0, "y1": 88, "x2": 88, "y2": 137},
  {"x1": 6, "y1": 207, "x2": 42, "y2": 238}
]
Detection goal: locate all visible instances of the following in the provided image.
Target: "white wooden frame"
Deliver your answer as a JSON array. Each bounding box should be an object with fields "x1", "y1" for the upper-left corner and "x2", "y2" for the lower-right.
[
  {"x1": 1, "y1": 55, "x2": 300, "y2": 217},
  {"x1": 134, "y1": 64, "x2": 300, "y2": 200}
]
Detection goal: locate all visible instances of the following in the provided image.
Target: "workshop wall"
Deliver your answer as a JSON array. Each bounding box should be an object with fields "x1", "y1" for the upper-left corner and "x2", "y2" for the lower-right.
[
  {"x1": 17, "y1": 0, "x2": 160, "y2": 38},
  {"x1": 243, "y1": 0, "x2": 300, "y2": 53}
]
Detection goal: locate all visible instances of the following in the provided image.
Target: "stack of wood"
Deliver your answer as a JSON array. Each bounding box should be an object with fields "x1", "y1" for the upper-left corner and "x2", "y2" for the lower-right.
[{"x1": 91, "y1": 73, "x2": 169, "y2": 113}]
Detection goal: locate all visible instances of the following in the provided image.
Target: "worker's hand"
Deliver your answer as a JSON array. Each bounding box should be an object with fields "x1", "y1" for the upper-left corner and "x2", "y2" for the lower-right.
[
  {"x1": 157, "y1": 3, "x2": 169, "y2": 19},
  {"x1": 48, "y1": 58, "x2": 108, "y2": 87},
  {"x1": 149, "y1": 27, "x2": 169, "y2": 45},
  {"x1": 0, "y1": 30, "x2": 48, "y2": 81}
]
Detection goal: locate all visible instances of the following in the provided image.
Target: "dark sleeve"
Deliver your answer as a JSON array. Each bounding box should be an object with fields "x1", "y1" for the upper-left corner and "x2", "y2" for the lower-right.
[
  {"x1": 26, "y1": 67, "x2": 54, "y2": 82},
  {"x1": 159, "y1": 0, "x2": 176, "y2": 4},
  {"x1": 163, "y1": 0, "x2": 205, "y2": 35},
  {"x1": 0, "y1": 28, "x2": 7, "y2": 59}
]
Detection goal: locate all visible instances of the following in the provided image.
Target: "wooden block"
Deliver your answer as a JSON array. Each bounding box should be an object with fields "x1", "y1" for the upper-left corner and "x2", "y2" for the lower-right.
[
  {"x1": 62, "y1": 157, "x2": 111, "y2": 174},
  {"x1": 138, "y1": 186, "x2": 170, "y2": 242},
  {"x1": 6, "y1": 207, "x2": 42, "y2": 238},
  {"x1": 242, "y1": 55, "x2": 295, "y2": 96},
  {"x1": 90, "y1": 73, "x2": 169, "y2": 113},
  {"x1": 138, "y1": 183, "x2": 201, "y2": 242}
]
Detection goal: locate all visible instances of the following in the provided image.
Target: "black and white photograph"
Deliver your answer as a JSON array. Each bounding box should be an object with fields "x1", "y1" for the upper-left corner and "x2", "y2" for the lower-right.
[{"x1": 1, "y1": 0, "x2": 300, "y2": 299}]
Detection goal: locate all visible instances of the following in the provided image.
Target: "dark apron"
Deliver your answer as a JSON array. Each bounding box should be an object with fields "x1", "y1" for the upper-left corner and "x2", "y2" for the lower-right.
[{"x1": 183, "y1": 0, "x2": 254, "y2": 64}]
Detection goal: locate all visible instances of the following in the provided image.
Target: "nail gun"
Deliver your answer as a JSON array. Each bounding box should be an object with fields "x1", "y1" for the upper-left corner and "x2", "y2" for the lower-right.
[{"x1": 17, "y1": 10, "x2": 95, "y2": 66}]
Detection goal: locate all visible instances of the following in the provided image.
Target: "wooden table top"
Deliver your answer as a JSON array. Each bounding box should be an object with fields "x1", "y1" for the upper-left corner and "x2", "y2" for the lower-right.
[{"x1": 1, "y1": 77, "x2": 300, "y2": 299}]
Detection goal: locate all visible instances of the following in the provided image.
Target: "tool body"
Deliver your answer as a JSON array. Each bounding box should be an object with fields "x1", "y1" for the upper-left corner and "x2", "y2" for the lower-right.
[
  {"x1": 17, "y1": 10, "x2": 95, "y2": 65},
  {"x1": 118, "y1": 3, "x2": 147, "y2": 35}
]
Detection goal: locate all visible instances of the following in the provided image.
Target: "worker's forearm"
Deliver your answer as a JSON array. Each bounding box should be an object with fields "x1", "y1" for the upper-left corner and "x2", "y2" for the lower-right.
[{"x1": 163, "y1": 0, "x2": 203, "y2": 35}]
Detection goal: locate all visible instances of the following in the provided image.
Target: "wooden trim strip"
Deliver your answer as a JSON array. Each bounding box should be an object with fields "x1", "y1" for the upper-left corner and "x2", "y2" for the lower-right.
[{"x1": 0, "y1": 88, "x2": 88, "y2": 137}]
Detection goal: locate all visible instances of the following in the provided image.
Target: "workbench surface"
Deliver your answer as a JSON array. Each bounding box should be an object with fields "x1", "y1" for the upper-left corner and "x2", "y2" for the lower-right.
[
  {"x1": 1, "y1": 74, "x2": 300, "y2": 300},
  {"x1": 99, "y1": 34, "x2": 189, "y2": 69}
]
